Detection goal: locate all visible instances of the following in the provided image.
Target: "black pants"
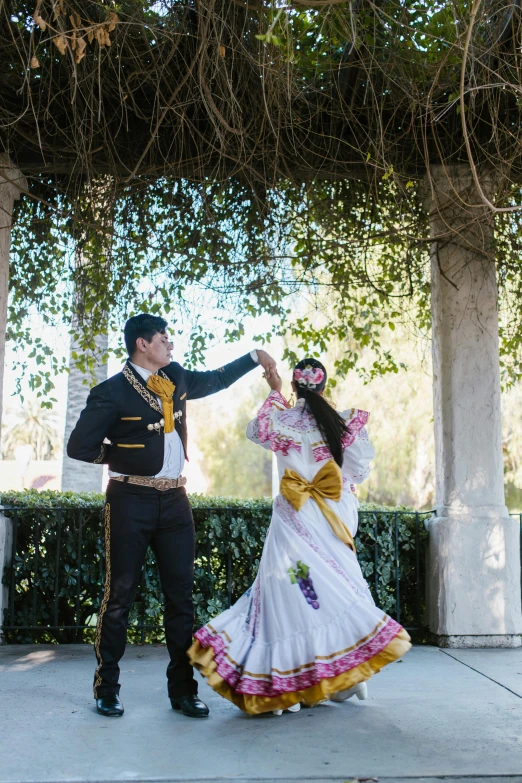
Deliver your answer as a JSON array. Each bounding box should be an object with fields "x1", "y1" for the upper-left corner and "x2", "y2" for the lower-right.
[{"x1": 93, "y1": 480, "x2": 198, "y2": 699}]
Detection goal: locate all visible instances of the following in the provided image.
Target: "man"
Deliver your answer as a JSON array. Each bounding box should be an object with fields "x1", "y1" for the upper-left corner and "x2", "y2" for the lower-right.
[{"x1": 67, "y1": 313, "x2": 276, "y2": 718}]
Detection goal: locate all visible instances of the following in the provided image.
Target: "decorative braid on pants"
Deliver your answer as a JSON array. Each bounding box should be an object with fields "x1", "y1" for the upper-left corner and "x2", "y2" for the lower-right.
[{"x1": 94, "y1": 503, "x2": 111, "y2": 696}]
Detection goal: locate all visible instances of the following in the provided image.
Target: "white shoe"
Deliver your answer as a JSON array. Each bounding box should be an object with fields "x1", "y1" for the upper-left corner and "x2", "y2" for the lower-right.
[
  {"x1": 273, "y1": 703, "x2": 301, "y2": 715},
  {"x1": 330, "y1": 681, "x2": 368, "y2": 703}
]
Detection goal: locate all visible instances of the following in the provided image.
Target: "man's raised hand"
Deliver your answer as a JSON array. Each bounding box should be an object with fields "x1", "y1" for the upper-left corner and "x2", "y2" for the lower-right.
[{"x1": 256, "y1": 349, "x2": 277, "y2": 376}]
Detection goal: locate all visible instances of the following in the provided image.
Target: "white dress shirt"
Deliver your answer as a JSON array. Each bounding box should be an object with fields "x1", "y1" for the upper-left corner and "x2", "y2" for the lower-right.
[{"x1": 110, "y1": 351, "x2": 259, "y2": 479}]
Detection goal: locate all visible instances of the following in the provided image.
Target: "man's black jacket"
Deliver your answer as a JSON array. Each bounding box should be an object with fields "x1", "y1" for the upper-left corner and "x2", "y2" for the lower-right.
[{"x1": 67, "y1": 353, "x2": 257, "y2": 476}]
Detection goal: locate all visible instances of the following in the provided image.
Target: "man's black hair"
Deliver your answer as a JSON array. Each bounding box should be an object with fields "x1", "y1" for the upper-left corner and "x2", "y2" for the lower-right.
[{"x1": 124, "y1": 314, "x2": 168, "y2": 357}]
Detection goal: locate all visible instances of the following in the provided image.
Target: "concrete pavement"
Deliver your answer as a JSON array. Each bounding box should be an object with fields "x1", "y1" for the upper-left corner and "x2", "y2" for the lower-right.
[{"x1": 0, "y1": 645, "x2": 521, "y2": 783}]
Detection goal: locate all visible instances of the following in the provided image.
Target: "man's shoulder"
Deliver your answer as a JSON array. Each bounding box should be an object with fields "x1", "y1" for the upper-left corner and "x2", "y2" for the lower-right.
[
  {"x1": 162, "y1": 361, "x2": 185, "y2": 382},
  {"x1": 90, "y1": 368, "x2": 127, "y2": 397}
]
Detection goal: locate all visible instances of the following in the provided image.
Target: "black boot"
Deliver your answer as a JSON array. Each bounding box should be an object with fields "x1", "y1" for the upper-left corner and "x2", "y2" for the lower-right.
[
  {"x1": 170, "y1": 694, "x2": 209, "y2": 718},
  {"x1": 96, "y1": 694, "x2": 124, "y2": 717}
]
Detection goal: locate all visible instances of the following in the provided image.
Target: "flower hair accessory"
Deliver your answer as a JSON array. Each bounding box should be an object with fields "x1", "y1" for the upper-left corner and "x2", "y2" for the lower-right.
[{"x1": 293, "y1": 365, "x2": 325, "y2": 390}]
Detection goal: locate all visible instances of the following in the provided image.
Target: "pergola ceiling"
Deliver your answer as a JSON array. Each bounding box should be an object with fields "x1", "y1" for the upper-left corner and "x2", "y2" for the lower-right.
[{"x1": 1, "y1": 1, "x2": 522, "y2": 196}]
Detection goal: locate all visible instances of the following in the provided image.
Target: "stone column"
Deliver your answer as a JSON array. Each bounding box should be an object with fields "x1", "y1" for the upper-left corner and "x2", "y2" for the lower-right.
[
  {"x1": 426, "y1": 165, "x2": 522, "y2": 647},
  {"x1": 0, "y1": 157, "x2": 26, "y2": 455}
]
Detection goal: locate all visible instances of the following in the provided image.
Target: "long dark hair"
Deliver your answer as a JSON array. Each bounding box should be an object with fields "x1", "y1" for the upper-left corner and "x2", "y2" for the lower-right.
[{"x1": 293, "y1": 359, "x2": 347, "y2": 467}]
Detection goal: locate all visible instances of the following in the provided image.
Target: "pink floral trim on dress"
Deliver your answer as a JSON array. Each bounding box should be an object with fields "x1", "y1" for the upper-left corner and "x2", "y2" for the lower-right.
[
  {"x1": 277, "y1": 406, "x2": 318, "y2": 433},
  {"x1": 341, "y1": 410, "x2": 370, "y2": 449},
  {"x1": 194, "y1": 617, "x2": 403, "y2": 696},
  {"x1": 256, "y1": 391, "x2": 302, "y2": 455},
  {"x1": 343, "y1": 476, "x2": 357, "y2": 493},
  {"x1": 312, "y1": 444, "x2": 332, "y2": 463}
]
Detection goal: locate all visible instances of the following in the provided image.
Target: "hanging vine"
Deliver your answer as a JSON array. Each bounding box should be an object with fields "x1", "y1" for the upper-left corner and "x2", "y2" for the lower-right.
[{"x1": 2, "y1": 1, "x2": 522, "y2": 390}]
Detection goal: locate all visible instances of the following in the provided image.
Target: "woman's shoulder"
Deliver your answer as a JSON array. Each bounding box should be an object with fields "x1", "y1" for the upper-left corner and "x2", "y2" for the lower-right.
[
  {"x1": 272, "y1": 402, "x2": 319, "y2": 434},
  {"x1": 338, "y1": 407, "x2": 370, "y2": 449}
]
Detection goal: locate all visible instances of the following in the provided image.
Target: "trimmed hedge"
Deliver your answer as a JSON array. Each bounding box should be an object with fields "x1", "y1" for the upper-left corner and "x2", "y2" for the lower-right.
[{"x1": 1, "y1": 490, "x2": 429, "y2": 643}]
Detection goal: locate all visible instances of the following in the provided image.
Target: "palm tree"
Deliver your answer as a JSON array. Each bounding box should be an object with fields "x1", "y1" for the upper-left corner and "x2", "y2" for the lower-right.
[
  {"x1": 61, "y1": 330, "x2": 108, "y2": 492},
  {"x1": 2, "y1": 399, "x2": 59, "y2": 461}
]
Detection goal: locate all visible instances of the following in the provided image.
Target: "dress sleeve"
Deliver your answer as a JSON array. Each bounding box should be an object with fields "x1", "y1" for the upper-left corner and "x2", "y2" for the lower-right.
[
  {"x1": 341, "y1": 409, "x2": 375, "y2": 484},
  {"x1": 246, "y1": 391, "x2": 301, "y2": 455}
]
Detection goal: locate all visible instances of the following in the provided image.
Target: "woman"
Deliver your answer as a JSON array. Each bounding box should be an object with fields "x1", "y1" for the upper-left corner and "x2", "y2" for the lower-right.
[{"x1": 189, "y1": 359, "x2": 411, "y2": 715}]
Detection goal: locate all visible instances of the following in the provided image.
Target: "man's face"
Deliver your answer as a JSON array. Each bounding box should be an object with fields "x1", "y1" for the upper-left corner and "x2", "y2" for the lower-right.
[{"x1": 136, "y1": 330, "x2": 173, "y2": 367}]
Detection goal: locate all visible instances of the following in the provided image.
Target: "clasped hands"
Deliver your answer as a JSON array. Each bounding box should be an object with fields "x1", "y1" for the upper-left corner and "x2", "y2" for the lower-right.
[{"x1": 256, "y1": 349, "x2": 282, "y2": 393}]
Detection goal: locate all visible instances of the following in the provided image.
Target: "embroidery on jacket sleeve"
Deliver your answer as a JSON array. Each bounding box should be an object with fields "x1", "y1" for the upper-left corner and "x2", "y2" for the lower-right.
[{"x1": 93, "y1": 444, "x2": 106, "y2": 464}]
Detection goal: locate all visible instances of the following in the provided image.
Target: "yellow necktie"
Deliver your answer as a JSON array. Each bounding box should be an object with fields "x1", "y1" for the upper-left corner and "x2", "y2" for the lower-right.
[
  {"x1": 280, "y1": 460, "x2": 356, "y2": 552},
  {"x1": 146, "y1": 375, "x2": 176, "y2": 433}
]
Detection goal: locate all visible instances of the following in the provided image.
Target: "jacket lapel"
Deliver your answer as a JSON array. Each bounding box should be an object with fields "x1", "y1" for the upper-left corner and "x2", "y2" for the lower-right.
[{"x1": 122, "y1": 361, "x2": 162, "y2": 415}]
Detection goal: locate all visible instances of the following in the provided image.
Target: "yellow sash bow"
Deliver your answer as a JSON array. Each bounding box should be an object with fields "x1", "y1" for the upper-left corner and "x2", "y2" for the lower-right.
[
  {"x1": 146, "y1": 375, "x2": 176, "y2": 433},
  {"x1": 280, "y1": 460, "x2": 355, "y2": 552}
]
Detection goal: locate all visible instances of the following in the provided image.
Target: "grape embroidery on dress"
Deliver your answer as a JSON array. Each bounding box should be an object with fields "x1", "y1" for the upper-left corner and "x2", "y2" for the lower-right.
[{"x1": 288, "y1": 561, "x2": 320, "y2": 609}]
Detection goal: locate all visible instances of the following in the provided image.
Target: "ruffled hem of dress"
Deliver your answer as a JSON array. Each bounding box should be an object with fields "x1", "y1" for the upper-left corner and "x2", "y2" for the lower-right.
[{"x1": 188, "y1": 626, "x2": 411, "y2": 715}]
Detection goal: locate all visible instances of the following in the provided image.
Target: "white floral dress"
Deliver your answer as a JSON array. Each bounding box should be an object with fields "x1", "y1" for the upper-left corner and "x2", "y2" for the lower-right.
[{"x1": 189, "y1": 391, "x2": 411, "y2": 714}]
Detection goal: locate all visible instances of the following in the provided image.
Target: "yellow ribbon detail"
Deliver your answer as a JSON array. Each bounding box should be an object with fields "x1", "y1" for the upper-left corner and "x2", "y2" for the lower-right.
[
  {"x1": 280, "y1": 460, "x2": 356, "y2": 552},
  {"x1": 146, "y1": 375, "x2": 176, "y2": 433}
]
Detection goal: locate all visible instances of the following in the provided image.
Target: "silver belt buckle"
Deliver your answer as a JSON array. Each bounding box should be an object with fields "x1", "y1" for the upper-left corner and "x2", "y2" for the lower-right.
[{"x1": 155, "y1": 478, "x2": 171, "y2": 491}]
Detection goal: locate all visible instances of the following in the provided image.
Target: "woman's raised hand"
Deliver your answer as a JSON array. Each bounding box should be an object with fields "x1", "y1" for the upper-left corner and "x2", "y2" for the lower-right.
[
  {"x1": 256, "y1": 349, "x2": 277, "y2": 376},
  {"x1": 263, "y1": 366, "x2": 283, "y2": 393}
]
